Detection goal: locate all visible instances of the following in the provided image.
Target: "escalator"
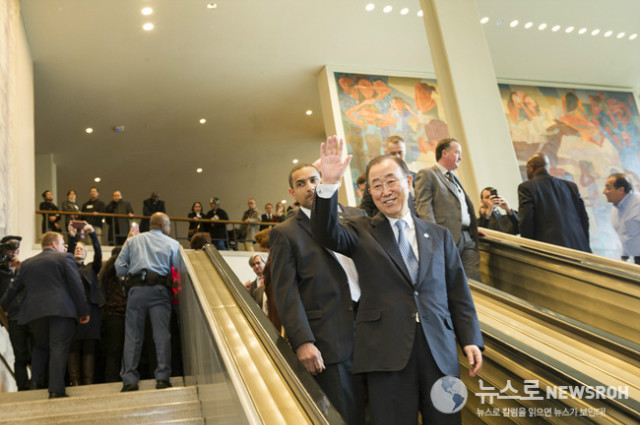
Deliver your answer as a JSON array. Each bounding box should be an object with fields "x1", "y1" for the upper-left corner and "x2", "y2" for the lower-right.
[{"x1": 180, "y1": 243, "x2": 640, "y2": 424}]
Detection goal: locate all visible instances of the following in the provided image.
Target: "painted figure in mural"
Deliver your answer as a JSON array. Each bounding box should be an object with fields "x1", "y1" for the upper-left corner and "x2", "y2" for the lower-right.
[
  {"x1": 340, "y1": 77, "x2": 394, "y2": 174},
  {"x1": 414, "y1": 82, "x2": 448, "y2": 158}
]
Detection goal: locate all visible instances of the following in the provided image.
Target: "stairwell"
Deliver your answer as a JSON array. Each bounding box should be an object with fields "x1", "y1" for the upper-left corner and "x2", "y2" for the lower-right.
[{"x1": 0, "y1": 377, "x2": 207, "y2": 424}]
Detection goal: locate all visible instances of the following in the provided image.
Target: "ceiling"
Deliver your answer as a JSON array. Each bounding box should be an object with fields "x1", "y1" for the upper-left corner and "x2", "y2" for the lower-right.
[{"x1": 21, "y1": 0, "x2": 640, "y2": 221}]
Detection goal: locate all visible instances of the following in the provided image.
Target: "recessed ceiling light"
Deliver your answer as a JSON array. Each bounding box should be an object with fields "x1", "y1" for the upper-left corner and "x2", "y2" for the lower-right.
[
  {"x1": 383, "y1": 5, "x2": 392, "y2": 13},
  {"x1": 551, "y1": 25, "x2": 561, "y2": 32},
  {"x1": 141, "y1": 7, "x2": 153, "y2": 15},
  {"x1": 578, "y1": 27, "x2": 587, "y2": 35},
  {"x1": 417, "y1": 10, "x2": 423, "y2": 17},
  {"x1": 538, "y1": 23, "x2": 547, "y2": 31},
  {"x1": 199, "y1": 118, "x2": 206, "y2": 124},
  {"x1": 400, "y1": 8, "x2": 409, "y2": 15},
  {"x1": 305, "y1": 110, "x2": 312, "y2": 116},
  {"x1": 616, "y1": 32, "x2": 625, "y2": 39},
  {"x1": 281, "y1": 200, "x2": 287, "y2": 204},
  {"x1": 206, "y1": 3, "x2": 217, "y2": 9},
  {"x1": 509, "y1": 20, "x2": 519, "y2": 28},
  {"x1": 524, "y1": 22, "x2": 533, "y2": 29},
  {"x1": 480, "y1": 16, "x2": 489, "y2": 24},
  {"x1": 85, "y1": 128, "x2": 93, "y2": 134},
  {"x1": 591, "y1": 29, "x2": 600, "y2": 36},
  {"x1": 292, "y1": 159, "x2": 299, "y2": 164},
  {"x1": 365, "y1": 3, "x2": 375, "y2": 12},
  {"x1": 604, "y1": 30, "x2": 613, "y2": 37},
  {"x1": 142, "y1": 23, "x2": 154, "y2": 31},
  {"x1": 94, "y1": 177, "x2": 101, "y2": 182},
  {"x1": 565, "y1": 26, "x2": 574, "y2": 33},
  {"x1": 196, "y1": 168, "x2": 203, "y2": 173},
  {"x1": 630, "y1": 33, "x2": 638, "y2": 40}
]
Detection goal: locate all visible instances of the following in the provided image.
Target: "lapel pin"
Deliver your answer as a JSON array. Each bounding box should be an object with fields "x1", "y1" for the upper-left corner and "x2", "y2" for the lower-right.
[{"x1": 423, "y1": 233, "x2": 429, "y2": 238}]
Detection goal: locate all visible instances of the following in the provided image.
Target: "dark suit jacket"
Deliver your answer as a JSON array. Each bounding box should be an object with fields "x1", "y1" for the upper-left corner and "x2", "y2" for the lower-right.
[
  {"x1": 518, "y1": 172, "x2": 591, "y2": 252},
  {"x1": 270, "y1": 206, "x2": 363, "y2": 365},
  {"x1": 140, "y1": 198, "x2": 166, "y2": 232},
  {"x1": 1, "y1": 249, "x2": 89, "y2": 325},
  {"x1": 415, "y1": 165, "x2": 478, "y2": 244},
  {"x1": 311, "y1": 193, "x2": 483, "y2": 376}
]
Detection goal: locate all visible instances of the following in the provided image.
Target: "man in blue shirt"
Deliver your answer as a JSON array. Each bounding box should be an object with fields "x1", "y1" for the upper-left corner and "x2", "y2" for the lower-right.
[
  {"x1": 603, "y1": 173, "x2": 640, "y2": 264},
  {"x1": 116, "y1": 212, "x2": 180, "y2": 391}
]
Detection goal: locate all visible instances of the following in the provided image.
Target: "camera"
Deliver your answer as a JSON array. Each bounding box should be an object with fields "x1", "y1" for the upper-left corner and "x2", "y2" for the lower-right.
[
  {"x1": 490, "y1": 189, "x2": 498, "y2": 197},
  {"x1": 0, "y1": 238, "x2": 20, "y2": 265}
]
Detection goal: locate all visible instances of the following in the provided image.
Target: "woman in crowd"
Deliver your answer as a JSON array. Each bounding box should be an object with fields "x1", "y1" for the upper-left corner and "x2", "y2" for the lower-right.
[
  {"x1": 67, "y1": 222, "x2": 104, "y2": 385},
  {"x1": 60, "y1": 189, "x2": 80, "y2": 238},
  {"x1": 273, "y1": 202, "x2": 287, "y2": 223},
  {"x1": 187, "y1": 201, "x2": 206, "y2": 240}
]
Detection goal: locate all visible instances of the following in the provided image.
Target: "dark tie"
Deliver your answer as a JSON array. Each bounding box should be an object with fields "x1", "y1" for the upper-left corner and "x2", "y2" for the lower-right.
[{"x1": 395, "y1": 219, "x2": 419, "y2": 283}]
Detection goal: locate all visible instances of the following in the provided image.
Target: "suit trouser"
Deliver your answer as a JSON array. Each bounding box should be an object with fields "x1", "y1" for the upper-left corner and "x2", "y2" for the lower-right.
[
  {"x1": 121, "y1": 285, "x2": 171, "y2": 385},
  {"x1": 314, "y1": 359, "x2": 366, "y2": 425},
  {"x1": 101, "y1": 315, "x2": 125, "y2": 382},
  {"x1": 30, "y1": 316, "x2": 76, "y2": 394},
  {"x1": 457, "y1": 230, "x2": 481, "y2": 282},
  {"x1": 366, "y1": 324, "x2": 461, "y2": 425},
  {"x1": 8, "y1": 319, "x2": 34, "y2": 391}
]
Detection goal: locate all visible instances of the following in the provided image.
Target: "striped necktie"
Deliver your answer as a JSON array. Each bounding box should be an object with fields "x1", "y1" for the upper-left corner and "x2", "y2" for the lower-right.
[{"x1": 395, "y1": 219, "x2": 419, "y2": 284}]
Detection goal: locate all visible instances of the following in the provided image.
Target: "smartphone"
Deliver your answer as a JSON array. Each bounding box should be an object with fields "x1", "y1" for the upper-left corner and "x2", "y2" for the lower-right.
[
  {"x1": 70, "y1": 220, "x2": 87, "y2": 229},
  {"x1": 490, "y1": 189, "x2": 498, "y2": 197}
]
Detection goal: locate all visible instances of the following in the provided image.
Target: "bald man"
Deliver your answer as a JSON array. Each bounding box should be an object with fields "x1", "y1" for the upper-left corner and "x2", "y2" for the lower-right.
[
  {"x1": 518, "y1": 153, "x2": 591, "y2": 252},
  {"x1": 116, "y1": 212, "x2": 180, "y2": 391}
]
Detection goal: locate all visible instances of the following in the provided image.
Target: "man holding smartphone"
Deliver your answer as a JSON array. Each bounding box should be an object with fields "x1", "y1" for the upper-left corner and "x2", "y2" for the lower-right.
[{"x1": 478, "y1": 187, "x2": 519, "y2": 235}]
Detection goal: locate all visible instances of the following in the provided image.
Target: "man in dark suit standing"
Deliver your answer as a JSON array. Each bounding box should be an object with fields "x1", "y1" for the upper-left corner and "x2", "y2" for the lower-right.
[
  {"x1": 414, "y1": 138, "x2": 481, "y2": 281},
  {"x1": 518, "y1": 153, "x2": 591, "y2": 252},
  {"x1": 1, "y1": 232, "x2": 89, "y2": 398},
  {"x1": 140, "y1": 192, "x2": 166, "y2": 232},
  {"x1": 270, "y1": 163, "x2": 365, "y2": 425},
  {"x1": 311, "y1": 137, "x2": 483, "y2": 425}
]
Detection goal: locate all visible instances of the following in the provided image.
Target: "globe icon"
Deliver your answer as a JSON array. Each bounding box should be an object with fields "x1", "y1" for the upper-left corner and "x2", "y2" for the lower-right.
[{"x1": 430, "y1": 376, "x2": 468, "y2": 414}]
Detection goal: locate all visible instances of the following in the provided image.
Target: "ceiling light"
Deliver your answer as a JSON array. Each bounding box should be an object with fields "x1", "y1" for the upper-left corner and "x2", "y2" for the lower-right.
[
  {"x1": 292, "y1": 159, "x2": 299, "y2": 164},
  {"x1": 524, "y1": 22, "x2": 533, "y2": 29},
  {"x1": 480, "y1": 16, "x2": 489, "y2": 24},
  {"x1": 94, "y1": 177, "x2": 101, "y2": 182},
  {"x1": 538, "y1": 23, "x2": 547, "y2": 31},
  {"x1": 400, "y1": 8, "x2": 409, "y2": 15},
  {"x1": 199, "y1": 118, "x2": 206, "y2": 124},
  {"x1": 630, "y1": 33, "x2": 638, "y2": 40},
  {"x1": 141, "y1": 7, "x2": 153, "y2": 15},
  {"x1": 305, "y1": 110, "x2": 312, "y2": 116},
  {"x1": 417, "y1": 10, "x2": 423, "y2": 17},
  {"x1": 551, "y1": 25, "x2": 561, "y2": 32},
  {"x1": 196, "y1": 168, "x2": 203, "y2": 173},
  {"x1": 509, "y1": 20, "x2": 519, "y2": 28},
  {"x1": 591, "y1": 29, "x2": 600, "y2": 36},
  {"x1": 383, "y1": 5, "x2": 392, "y2": 13},
  {"x1": 565, "y1": 26, "x2": 574, "y2": 33},
  {"x1": 616, "y1": 32, "x2": 625, "y2": 39},
  {"x1": 604, "y1": 30, "x2": 613, "y2": 37},
  {"x1": 365, "y1": 3, "x2": 375, "y2": 12},
  {"x1": 206, "y1": 3, "x2": 217, "y2": 9},
  {"x1": 142, "y1": 23, "x2": 154, "y2": 31},
  {"x1": 281, "y1": 200, "x2": 287, "y2": 204},
  {"x1": 85, "y1": 128, "x2": 93, "y2": 134},
  {"x1": 578, "y1": 28, "x2": 587, "y2": 35}
]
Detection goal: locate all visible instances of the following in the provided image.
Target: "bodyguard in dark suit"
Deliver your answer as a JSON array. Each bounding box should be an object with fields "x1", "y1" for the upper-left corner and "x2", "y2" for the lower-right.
[
  {"x1": 271, "y1": 163, "x2": 365, "y2": 425},
  {"x1": 414, "y1": 138, "x2": 481, "y2": 281},
  {"x1": 518, "y1": 153, "x2": 591, "y2": 252},
  {"x1": 1, "y1": 232, "x2": 89, "y2": 398},
  {"x1": 311, "y1": 137, "x2": 483, "y2": 425}
]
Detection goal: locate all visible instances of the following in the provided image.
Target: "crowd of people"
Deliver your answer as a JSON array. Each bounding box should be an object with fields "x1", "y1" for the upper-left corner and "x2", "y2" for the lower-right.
[{"x1": 2, "y1": 134, "x2": 638, "y2": 422}]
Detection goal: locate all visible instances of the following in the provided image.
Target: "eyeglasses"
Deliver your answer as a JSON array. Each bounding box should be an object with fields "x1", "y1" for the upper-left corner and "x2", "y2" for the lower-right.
[{"x1": 370, "y1": 178, "x2": 400, "y2": 194}]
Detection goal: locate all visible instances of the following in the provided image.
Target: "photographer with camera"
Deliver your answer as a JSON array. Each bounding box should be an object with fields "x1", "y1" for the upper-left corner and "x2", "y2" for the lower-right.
[
  {"x1": 478, "y1": 187, "x2": 519, "y2": 235},
  {"x1": 0, "y1": 235, "x2": 33, "y2": 391}
]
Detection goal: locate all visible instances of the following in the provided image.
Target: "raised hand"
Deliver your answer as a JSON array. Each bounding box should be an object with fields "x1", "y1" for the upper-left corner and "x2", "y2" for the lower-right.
[{"x1": 320, "y1": 135, "x2": 352, "y2": 185}]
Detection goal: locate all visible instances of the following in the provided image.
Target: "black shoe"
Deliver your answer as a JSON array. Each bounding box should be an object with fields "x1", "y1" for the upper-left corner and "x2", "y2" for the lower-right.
[
  {"x1": 156, "y1": 380, "x2": 172, "y2": 389},
  {"x1": 48, "y1": 392, "x2": 69, "y2": 399},
  {"x1": 121, "y1": 382, "x2": 139, "y2": 392}
]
